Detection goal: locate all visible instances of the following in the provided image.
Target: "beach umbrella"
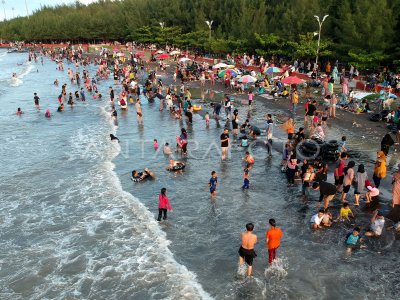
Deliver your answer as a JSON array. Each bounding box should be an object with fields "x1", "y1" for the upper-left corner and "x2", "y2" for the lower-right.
[
  {"x1": 135, "y1": 52, "x2": 145, "y2": 57},
  {"x1": 281, "y1": 76, "x2": 304, "y2": 85},
  {"x1": 218, "y1": 69, "x2": 238, "y2": 78},
  {"x1": 238, "y1": 75, "x2": 257, "y2": 83},
  {"x1": 213, "y1": 63, "x2": 228, "y2": 69},
  {"x1": 264, "y1": 66, "x2": 282, "y2": 74},
  {"x1": 226, "y1": 65, "x2": 236, "y2": 69},
  {"x1": 170, "y1": 50, "x2": 181, "y2": 55},
  {"x1": 117, "y1": 52, "x2": 125, "y2": 57},
  {"x1": 179, "y1": 57, "x2": 191, "y2": 63},
  {"x1": 113, "y1": 47, "x2": 119, "y2": 52},
  {"x1": 157, "y1": 54, "x2": 170, "y2": 59},
  {"x1": 156, "y1": 50, "x2": 164, "y2": 54}
]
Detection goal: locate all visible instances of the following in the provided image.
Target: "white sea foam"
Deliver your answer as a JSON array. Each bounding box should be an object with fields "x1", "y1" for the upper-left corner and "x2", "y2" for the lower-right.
[{"x1": 60, "y1": 101, "x2": 213, "y2": 299}]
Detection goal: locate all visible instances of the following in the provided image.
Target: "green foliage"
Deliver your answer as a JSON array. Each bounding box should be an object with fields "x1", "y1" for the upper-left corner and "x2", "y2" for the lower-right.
[
  {"x1": 289, "y1": 33, "x2": 332, "y2": 60},
  {"x1": 0, "y1": 0, "x2": 399, "y2": 66},
  {"x1": 348, "y1": 51, "x2": 389, "y2": 69}
]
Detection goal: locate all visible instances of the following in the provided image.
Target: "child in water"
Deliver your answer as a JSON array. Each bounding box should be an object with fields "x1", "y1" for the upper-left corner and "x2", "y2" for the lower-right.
[
  {"x1": 242, "y1": 168, "x2": 250, "y2": 190},
  {"x1": 337, "y1": 202, "x2": 354, "y2": 222},
  {"x1": 205, "y1": 111, "x2": 210, "y2": 127},
  {"x1": 209, "y1": 171, "x2": 218, "y2": 201},
  {"x1": 157, "y1": 187, "x2": 172, "y2": 221},
  {"x1": 153, "y1": 139, "x2": 159, "y2": 151},
  {"x1": 345, "y1": 227, "x2": 366, "y2": 253}
]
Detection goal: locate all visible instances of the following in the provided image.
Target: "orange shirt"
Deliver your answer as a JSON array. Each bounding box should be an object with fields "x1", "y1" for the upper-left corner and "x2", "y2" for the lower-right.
[{"x1": 266, "y1": 227, "x2": 283, "y2": 249}]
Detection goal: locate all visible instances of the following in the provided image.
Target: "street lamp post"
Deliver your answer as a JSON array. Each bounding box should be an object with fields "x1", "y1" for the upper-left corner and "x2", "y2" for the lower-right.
[
  {"x1": 25, "y1": 0, "x2": 29, "y2": 18},
  {"x1": 159, "y1": 22, "x2": 166, "y2": 48},
  {"x1": 2, "y1": 0, "x2": 6, "y2": 21},
  {"x1": 314, "y1": 14, "x2": 329, "y2": 71},
  {"x1": 205, "y1": 20, "x2": 213, "y2": 39}
]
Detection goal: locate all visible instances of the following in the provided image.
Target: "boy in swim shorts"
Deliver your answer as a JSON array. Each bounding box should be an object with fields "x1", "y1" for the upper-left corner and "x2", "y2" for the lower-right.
[{"x1": 209, "y1": 171, "x2": 218, "y2": 201}]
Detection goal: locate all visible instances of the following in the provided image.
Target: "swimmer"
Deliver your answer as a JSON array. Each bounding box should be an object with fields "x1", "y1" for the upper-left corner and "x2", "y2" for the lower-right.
[
  {"x1": 131, "y1": 168, "x2": 155, "y2": 182},
  {"x1": 54, "y1": 79, "x2": 59, "y2": 86},
  {"x1": 110, "y1": 134, "x2": 120, "y2": 142},
  {"x1": 45, "y1": 109, "x2": 51, "y2": 118},
  {"x1": 153, "y1": 139, "x2": 159, "y2": 151},
  {"x1": 16, "y1": 107, "x2": 23, "y2": 116},
  {"x1": 163, "y1": 143, "x2": 173, "y2": 155},
  {"x1": 166, "y1": 160, "x2": 185, "y2": 171},
  {"x1": 238, "y1": 223, "x2": 257, "y2": 276}
]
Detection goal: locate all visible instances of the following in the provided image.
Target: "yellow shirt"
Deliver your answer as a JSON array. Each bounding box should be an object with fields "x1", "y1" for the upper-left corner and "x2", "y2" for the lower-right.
[{"x1": 340, "y1": 207, "x2": 353, "y2": 219}]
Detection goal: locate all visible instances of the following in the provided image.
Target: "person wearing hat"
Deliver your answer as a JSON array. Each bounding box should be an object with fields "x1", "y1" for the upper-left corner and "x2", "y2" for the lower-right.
[
  {"x1": 373, "y1": 151, "x2": 386, "y2": 188},
  {"x1": 365, "y1": 179, "x2": 380, "y2": 204},
  {"x1": 364, "y1": 209, "x2": 385, "y2": 237}
]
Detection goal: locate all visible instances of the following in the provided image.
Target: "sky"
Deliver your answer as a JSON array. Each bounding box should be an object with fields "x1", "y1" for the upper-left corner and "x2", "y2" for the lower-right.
[{"x1": 0, "y1": 0, "x2": 97, "y2": 21}]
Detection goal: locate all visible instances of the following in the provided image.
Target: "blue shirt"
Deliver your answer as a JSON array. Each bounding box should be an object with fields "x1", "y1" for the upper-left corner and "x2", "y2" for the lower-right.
[
  {"x1": 346, "y1": 233, "x2": 361, "y2": 246},
  {"x1": 209, "y1": 177, "x2": 218, "y2": 191}
]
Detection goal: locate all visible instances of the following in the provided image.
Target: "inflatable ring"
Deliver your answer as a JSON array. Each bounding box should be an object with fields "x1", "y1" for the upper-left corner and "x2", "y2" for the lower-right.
[
  {"x1": 193, "y1": 105, "x2": 202, "y2": 111},
  {"x1": 369, "y1": 113, "x2": 381, "y2": 122},
  {"x1": 167, "y1": 163, "x2": 186, "y2": 171}
]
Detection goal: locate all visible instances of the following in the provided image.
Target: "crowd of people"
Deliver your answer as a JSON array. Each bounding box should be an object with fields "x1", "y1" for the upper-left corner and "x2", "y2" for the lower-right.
[{"x1": 15, "y1": 42, "x2": 400, "y2": 278}]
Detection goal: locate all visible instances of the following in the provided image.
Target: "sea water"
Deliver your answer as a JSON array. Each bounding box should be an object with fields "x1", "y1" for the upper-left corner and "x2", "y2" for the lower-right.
[
  {"x1": 0, "y1": 50, "x2": 399, "y2": 300},
  {"x1": 0, "y1": 51, "x2": 210, "y2": 299}
]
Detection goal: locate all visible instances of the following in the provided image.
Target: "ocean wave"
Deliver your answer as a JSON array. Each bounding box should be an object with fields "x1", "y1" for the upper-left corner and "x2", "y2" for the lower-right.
[{"x1": 59, "y1": 101, "x2": 212, "y2": 299}]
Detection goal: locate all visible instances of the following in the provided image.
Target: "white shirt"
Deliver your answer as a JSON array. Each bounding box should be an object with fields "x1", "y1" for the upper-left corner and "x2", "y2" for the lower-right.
[
  {"x1": 371, "y1": 218, "x2": 385, "y2": 236},
  {"x1": 311, "y1": 214, "x2": 323, "y2": 225}
]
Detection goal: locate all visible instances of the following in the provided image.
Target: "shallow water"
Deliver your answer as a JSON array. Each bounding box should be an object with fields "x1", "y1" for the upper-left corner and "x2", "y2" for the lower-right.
[{"x1": 0, "y1": 50, "x2": 399, "y2": 299}]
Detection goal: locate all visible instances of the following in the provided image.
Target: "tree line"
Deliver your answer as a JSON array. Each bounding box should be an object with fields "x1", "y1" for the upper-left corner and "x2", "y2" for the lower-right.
[{"x1": 0, "y1": 0, "x2": 399, "y2": 69}]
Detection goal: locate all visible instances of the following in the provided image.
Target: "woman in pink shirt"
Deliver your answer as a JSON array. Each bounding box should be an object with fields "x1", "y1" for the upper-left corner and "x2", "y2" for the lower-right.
[{"x1": 157, "y1": 188, "x2": 172, "y2": 221}]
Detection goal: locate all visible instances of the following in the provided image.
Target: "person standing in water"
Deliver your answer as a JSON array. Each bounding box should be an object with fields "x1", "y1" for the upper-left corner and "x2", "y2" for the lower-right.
[
  {"x1": 209, "y1": 171, "x2": 218, "y2": 201},
  {"x1": 238, "y1": 223, "x2": 258, "y2": 277},
  {"x1": 34, "y1": 92, "x2": 40, "y2": 110},
  {"x1": 135, "y1": 98, "x2": 143, "y2": 124},
  {"x1": 266, "y1": 218, "x2": 283, "y2": 266},
  {"x1": 220, "y1": 128, "x2": 230, "y2": 160},
  {"x1": 157, "y1": 188, "x2": 172, "y2": 221}
]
